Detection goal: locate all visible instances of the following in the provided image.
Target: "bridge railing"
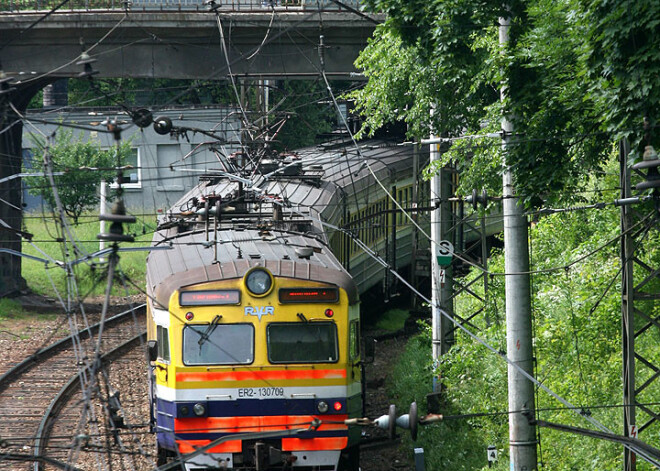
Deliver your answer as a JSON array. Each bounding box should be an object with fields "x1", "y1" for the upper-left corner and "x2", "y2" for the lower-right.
[{"x1": 2, "y1": 0, "x2": 362, "y2": 12}]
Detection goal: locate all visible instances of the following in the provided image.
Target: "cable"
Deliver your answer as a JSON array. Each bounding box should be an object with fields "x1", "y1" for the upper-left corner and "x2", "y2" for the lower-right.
[{"x1": 237, "y1": 187, "x2": 660, "y2": 467}]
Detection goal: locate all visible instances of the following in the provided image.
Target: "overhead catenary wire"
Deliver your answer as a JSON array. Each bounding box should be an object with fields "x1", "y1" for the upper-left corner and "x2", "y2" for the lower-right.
[
  {"x1": 272, "y1": 192, "x2": 660, "y2": 468},
  {"x1": 1, "y1": 4, "x2": 656, "y2": 468}
]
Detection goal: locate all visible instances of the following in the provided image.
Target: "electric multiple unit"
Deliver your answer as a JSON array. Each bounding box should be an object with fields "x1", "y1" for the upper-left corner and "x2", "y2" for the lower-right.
[
  {"x1": 147, "y1": 227, "x2": 362, "y2": 470},
  {"x1": 145, "y1": 139, "x2": 436, "y2": 470}
]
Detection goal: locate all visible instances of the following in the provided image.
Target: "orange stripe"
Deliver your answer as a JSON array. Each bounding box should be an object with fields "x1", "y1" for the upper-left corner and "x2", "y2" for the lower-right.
[
  {"x1": 175, "y1": 415, "x2": 348, "y2": 433},
  {"x1": 282, "y1": 437, "x2": 348, "y2": 451},
  {"x1": 177, "y1": 369, "x2": 346, "y2": 382},
  {"x1": 178, "y1": 439, "x2": 241, "y2": 453}
]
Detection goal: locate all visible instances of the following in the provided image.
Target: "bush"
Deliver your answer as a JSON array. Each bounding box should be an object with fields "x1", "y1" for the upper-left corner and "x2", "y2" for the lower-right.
[{"x1": 26, "y1": 130, "x2": 130, "y2": 224}]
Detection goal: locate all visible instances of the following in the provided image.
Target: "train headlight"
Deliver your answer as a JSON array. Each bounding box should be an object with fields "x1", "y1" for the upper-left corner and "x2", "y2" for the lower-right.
[
  {"x1": 179, "y1": 405, "x2": 190, "y2": 416},
  {"x1": 245, "y1": 268, "x2": 273, "y2": 297},
  {"x1": 193, "y1": 403, "x2": 206, "y2": 416},
  {"x1": 317, "y1": 401, "x2": 329, "y2": 413}
]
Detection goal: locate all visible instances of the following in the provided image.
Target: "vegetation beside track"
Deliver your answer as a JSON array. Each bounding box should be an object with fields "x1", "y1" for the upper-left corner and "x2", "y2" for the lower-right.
[
  {"x1": 387, "y1": 158, "x2": 660, "y2": 470},
  {"x1": 21, "y1": 212, "x2": 152, "y2": 297}
]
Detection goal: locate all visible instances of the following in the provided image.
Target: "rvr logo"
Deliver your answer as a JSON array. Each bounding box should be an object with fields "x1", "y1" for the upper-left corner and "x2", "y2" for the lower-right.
[{"x1": 244, "y1": 306, "x2": 275, "y2": 321}]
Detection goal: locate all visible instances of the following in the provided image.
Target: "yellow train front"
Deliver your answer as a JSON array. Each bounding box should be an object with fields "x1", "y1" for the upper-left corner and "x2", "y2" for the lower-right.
[{"x1": 146, "y1": 228, "x2": 362, "y2": 470}]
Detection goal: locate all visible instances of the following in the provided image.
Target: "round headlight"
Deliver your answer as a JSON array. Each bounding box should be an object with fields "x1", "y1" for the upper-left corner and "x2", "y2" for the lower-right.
[
  {"x1": 245, "y1": 268, "x2": 273, "y2": 297},
  {"x1": 193, "y1": 403, "x2": 206, "y2": 416},
  {"x1": 317, "y1": 401, "x2": 329, "y2": 413}
]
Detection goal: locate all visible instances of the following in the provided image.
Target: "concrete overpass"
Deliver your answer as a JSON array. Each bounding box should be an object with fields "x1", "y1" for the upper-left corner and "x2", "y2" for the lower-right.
[
  {"x1": 0, "y1": 1, "x2": 381, "y2": 296},
  {"x1": 0, "y1": 3, "x2": 379, "y2": 80}
]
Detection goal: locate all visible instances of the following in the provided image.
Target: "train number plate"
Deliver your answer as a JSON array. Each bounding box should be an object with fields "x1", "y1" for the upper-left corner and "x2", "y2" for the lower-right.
[{"x1": 238, "y1": 387, "x2": 285, "y2": 398}]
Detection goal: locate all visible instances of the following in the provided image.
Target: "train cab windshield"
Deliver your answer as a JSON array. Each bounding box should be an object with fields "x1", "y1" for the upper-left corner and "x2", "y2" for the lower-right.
[
  {"x1": 182, "y1": 324, "x2": 254, "y2": 365},
  {"x1": 267, "y1": 322, "x2": 338, "y2": 363}
]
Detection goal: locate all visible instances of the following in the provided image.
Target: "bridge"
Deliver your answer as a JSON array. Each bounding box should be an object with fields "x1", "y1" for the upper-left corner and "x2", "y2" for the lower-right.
[
  {"x1": 0, "y1": 1, "x2": 379, "y2": 79},
  {"x1": 0, "y1": 0, "x2": 380, "y2": 296}
]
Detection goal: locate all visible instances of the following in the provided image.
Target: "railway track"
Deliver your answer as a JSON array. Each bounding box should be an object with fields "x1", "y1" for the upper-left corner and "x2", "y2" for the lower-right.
[
  {"x1": 0, "y1": 305, "x2": 146, "y2": 470},
  {"x1": 35, "y1": 333, "x2": 153, "y2": 471}
]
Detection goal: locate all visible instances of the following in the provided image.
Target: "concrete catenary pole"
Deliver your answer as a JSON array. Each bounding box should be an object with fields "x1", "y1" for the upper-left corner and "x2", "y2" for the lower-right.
[
  {"x1": 500, "y1": 13, "x2": 538, "y2": 471},
  {"x1": 430, "y1": 138, "x2": 454, "y2": 368}
]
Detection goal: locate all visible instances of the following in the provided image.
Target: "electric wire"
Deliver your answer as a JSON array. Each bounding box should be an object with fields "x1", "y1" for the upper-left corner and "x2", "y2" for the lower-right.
[
  {"x1": 2, "y1": 5, "x2": 657, "y2": 467},
  {"x1": 246, "y1": 182, "x2": 660, "y2": 468}
]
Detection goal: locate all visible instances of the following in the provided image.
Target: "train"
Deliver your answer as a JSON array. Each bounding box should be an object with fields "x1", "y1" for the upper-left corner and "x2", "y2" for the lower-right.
[{"x1": 145, "y1": 138, "x2": 428, "y2": 470}]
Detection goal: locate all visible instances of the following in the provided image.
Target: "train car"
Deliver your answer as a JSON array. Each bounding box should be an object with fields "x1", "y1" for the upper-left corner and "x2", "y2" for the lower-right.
[
  {"x1": 145, "y1": 138, "x2": 437, "y2": 470},
  {"x1": 146, "y1": 225, "x2": 362, "y2": 470}
]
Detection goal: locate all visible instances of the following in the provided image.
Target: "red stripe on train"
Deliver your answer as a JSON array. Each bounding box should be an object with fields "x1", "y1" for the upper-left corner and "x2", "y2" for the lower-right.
[
  {"x1": 174, "y1": 415, "x2": 349, "y2": 433},
  {"x1": 177, "y1": 437, "x2": 349, "y2": 454},
  {"x1": 176, "y1": 369, "x2": 346, "y2": 382}
]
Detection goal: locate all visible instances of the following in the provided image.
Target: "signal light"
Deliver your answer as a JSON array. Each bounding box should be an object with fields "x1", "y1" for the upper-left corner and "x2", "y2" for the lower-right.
[
  {"x1": 333, "y1": 401, "x2": 342, "y2": 411},
  {"x1": 325, "y1": 309, "x2": 334, "y2": 318},
  {"x1": 185, "y1": 312, "x2": 194, "y2": 321}
]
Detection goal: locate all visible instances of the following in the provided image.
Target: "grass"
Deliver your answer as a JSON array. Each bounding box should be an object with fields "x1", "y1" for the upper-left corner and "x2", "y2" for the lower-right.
[
  {"x1": 0, "y1": 298, "x2": 59, "y2": 339},
  {"x1": 21, "y1": 212, "x2": 151, "y2": 299},
  {"x1": 375, "y1": 307, "x2": 410, "y2": 332},
  {"x1": 0, "y1": 298, "x2": 30, "y2": 319}
]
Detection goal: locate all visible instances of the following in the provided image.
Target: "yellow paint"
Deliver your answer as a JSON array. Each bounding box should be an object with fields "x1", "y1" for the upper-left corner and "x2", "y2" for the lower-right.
[{"x1": 147, "y1": 274, "x2": 361, "y2": 394}]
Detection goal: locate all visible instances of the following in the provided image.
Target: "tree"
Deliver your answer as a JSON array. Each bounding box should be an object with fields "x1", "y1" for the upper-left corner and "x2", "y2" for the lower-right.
[
  {"x1": 268, "y1": 80, "x2": 337, "y2": 151},
  {"x1": 351, "y1": 0, "x2": 660, "y2": 206},
  {"x1": 27, "y1": 130, "x2": 125, "y2": 224}
]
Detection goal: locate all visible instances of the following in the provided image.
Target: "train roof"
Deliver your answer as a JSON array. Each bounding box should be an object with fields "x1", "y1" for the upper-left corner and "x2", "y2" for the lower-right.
[
  {"x1": 297, "y1": 139, "x2": 423, "y2": 191},
  {"x1": 146, "y1": 228, "x2": 358, "y2": 309}
]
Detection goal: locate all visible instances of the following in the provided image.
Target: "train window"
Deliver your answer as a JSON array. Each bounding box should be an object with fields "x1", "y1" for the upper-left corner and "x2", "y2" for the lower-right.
[
  {"x1": 157, "y1": 325, "x2": 170, "y2": 362},
  {"x1": 267, "y1": 323, "x2": 338, "y2": 364},
  {"x1": 182, "y1": 324, "x2": 254, "y2": 365}
]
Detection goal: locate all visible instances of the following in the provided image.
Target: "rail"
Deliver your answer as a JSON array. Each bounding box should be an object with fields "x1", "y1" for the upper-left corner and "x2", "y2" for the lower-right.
[
  {"x1": 33, "y1": 332, "x2": 146, "y2": 471},
  {"x1": 1, "y1": 0, "x2": 362, "y2": 13},
  {"x1": 0, "y1": 304, "x2": 146, "y2": 393}
]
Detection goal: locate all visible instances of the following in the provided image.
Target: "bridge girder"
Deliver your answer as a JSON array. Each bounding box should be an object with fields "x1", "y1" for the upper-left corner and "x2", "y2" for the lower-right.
[{"x1": 0, "y1": 11, "x2": 377, "y2": 80}]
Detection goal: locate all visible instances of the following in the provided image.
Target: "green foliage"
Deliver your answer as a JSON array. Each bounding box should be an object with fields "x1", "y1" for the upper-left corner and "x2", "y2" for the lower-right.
[
  {"x1": 389, "y1": 157, "x2": 660, "y2": 468},
  {"x1": 21, "y1": 212, "x2": 150, "y2": 297},
  {"x1": 580, "y1": 0, "x2": 660, "y2": 155},
  {"x1": 375, "y1": 308, "x2": 409, "y2": 331},
  {"x1": 268, "y1": 80, "x2": 337, "y2": 151},
  {"x1": 26, "y1": 130, "x2": 123, "y2": 224},
  {"x1": 65, "y1": 78, "x2": 235, "y2": 108},
  {"x1": 388, "y1": 327, "x2": 509, "y2": 470},
  {"x1": 353, "y1": 0, "x2": 659, "y2": 207}
]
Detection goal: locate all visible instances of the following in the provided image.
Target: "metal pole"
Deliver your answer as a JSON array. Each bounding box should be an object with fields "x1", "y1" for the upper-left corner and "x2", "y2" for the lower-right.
[
  {"x1": 99, "y1": 180, "x2": 107, "y2": 261},
  {"x1": 620, "y1": 139, "x2": 636, "y2": 471},
  {"x1": 439, "y1": 167, "x2": 454, "y2": 353},
  {"x1": 500, "y1": 13, "x2": 538, "y2": 471},
  {"x1": 411, "y1": 143, "x2": 420, "y2": 310}
]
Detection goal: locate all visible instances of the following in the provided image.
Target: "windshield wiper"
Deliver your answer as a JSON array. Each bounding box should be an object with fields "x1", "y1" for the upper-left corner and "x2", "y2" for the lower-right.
[{"x1": 198, "y1": 315, "x2": 222, "y2": 347}]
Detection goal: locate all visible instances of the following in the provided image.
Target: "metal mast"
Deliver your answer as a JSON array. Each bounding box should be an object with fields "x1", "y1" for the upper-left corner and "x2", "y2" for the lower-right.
[{"x1": 620, "y1": 131, "x2": 660, "y2": 471}]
